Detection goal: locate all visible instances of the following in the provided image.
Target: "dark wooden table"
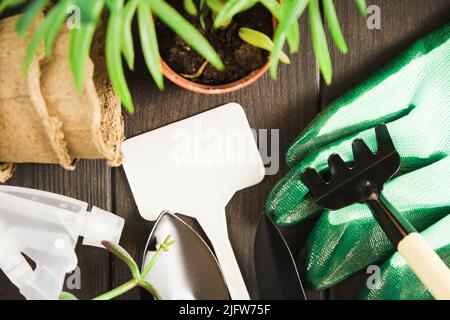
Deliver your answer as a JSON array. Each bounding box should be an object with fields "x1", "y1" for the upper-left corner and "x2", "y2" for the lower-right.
[{"x1": 1, "y1": 0, "x2": 449, "y2": 300}]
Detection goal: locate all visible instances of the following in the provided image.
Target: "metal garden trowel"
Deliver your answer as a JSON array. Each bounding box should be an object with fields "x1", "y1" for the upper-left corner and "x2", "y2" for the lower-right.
[
  {"x1": 122, "y1": 103, "x2": 265, "y2": 300},
  {"x1": 141, "y1": 212, "x2": 306, "y2": 300},
  {"x1": 141, "y1": 212, "x2": 229, "y2": 300},
  {"x1": 254, "y1": 213, "x2": 306, "y2": 300}
]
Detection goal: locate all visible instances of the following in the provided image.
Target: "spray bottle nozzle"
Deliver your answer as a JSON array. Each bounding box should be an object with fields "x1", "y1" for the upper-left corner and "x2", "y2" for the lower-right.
[
  {"x1": 80, "y1": 207, "x2": 125, "y2": 248},
  {"x1": 0, "y1": 186, "x2": 125, "y2": 300}
]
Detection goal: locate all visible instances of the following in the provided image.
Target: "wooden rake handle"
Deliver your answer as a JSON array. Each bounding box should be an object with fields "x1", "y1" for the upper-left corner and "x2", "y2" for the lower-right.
[
  {"x1": 369, "y1": 196, "x2": 450, "y2": 300},
  {"x1": 398, "y1": 233, "x2": 450, "y2": 300}
]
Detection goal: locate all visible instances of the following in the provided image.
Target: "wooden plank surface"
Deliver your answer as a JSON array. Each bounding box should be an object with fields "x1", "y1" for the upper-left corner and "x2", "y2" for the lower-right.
[
  {"x1": 0, "y1": 0, "x2": 448, "y2": 300},
  {"x1": 111, "y1": 14, "x2": 319, "y2": 299}
]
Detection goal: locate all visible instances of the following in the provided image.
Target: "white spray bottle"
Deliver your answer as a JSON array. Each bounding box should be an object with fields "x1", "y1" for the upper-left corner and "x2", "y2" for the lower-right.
[{"x1": 0, "y1": 186, "x2": 124, "y2": 300}]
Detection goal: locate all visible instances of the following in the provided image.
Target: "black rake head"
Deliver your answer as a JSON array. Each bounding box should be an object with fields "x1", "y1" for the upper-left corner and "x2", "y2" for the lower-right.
[{"x1": 303, "y1": 124, "x2": 401, "y2": 210}]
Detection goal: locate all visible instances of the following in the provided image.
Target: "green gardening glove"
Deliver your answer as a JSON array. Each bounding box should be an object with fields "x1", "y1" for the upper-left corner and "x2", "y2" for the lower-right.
[
  {"x1": 302, "y1": 157, "x2": 450, "y2": 290},
  {"x1": 265, "y1": 23, "x2": 450, "y2": 290},
  {"x1": 359, "y1": 213, "x2": 450, "y2": 300}
]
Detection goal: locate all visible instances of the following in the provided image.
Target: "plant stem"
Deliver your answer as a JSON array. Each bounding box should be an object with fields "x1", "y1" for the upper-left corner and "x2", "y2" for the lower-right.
[
  {"x1": 141, "y1": 235, "x2": 175, "y2": 278},
  {"x1": 141, "y1": 248, "x2": 164, "y2": 278},
  {"x1": 139, "y1": 279, "x2": 163, "y2": 300},
  {"x1": 181, "y1": 60, "x2": 209, "y2": 79},
  {"x1": 92, "y1": 279, "x2": 138, "y2": 300}
]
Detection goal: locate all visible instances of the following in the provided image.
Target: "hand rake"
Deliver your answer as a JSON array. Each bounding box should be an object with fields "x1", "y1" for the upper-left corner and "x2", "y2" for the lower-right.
[{"x1": 304, "y1": 124, "x2": 450, "y2": 299}]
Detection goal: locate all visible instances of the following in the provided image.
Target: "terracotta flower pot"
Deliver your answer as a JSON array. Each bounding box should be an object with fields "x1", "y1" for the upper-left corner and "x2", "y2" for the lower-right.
[
  {"x1": 161, "y1": 18, "x2": 276, "y2": 94},
  {"x1": 161, "y1": 58, "x2": 270, "y2": 94}
]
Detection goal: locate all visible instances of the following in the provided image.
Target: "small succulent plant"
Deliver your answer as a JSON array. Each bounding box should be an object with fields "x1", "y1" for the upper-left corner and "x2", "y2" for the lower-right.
[{"x1": 59, "y1": 236, "x2": 175, "y2": 300}]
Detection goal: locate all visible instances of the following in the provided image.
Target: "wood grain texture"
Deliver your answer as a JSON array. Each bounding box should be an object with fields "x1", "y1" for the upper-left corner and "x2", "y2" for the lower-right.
[
  {"x1": 0, "y1": 0, "x2": 448, "y2": 300},
  {"x1": 111, "y1": 15, "x2": 319, "y2": 299}
]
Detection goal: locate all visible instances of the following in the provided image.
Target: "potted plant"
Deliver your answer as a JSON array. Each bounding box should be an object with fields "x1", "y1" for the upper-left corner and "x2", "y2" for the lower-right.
[
  {"x1": 0, "y1": 0, "x2": 367, "y2": 111},
  {"x1": 208, "y1": 0, "x2": 368, "y2": 84},
  {"x1": 152, "y1": 0, "x2": 367, "y2": 93},
  {"x1": 157, "y1": 0, "x2": 281, "y2": 94}
]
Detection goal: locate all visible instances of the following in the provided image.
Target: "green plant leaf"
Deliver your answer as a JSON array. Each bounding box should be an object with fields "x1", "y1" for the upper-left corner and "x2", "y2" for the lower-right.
[
  {"x1": 184, "y1": 0, "x2": 197, "y2": 16},
  {"x1": 239, "y1": 27, "x2": 290, "y2": 64},
  {"x1": 309, "y1": 0, "x2": 332, "y2": 84},
  {"x1": 206, "y1": 0, "x2": 224, "y2": 13},
  {"x1": 16, "y1": 0, "x2": 49, "y2": 37},
  {"x1": 122, "y1": 0, "x2": 139, "y2": 70},
  {"x1": 213, "y1": 0, "x2": 257, "y2": 29},
  {"x1": 199, "y1": 0, "x2": 207, "y2": 29},
  {"x1": 106, "y1": 0, "x2": 134, "y2": 112},
  {"x1": 259, "y1": 0, "x2": 300, "y2": 53},
  {"x1": 270, "y1": 0, "x2": 310, "y2": 79},
  {"x1": 354, "y1": 0, "x2": 367, "y2": 16},
  {"x1": 71, "y1": 0, "x2": 100, "y2": 22},
  {"x1": 69, "y1": 0, "x2": 104, "y2": 92},
  {"x1": 44, "y1": 0, "x2": 72, "y2": 57},
  {"x1": 68, "y1": 30, "x2": 82, "y2": 89},
  {"x1": 149, "y1": 0, "x2": 224, "y2": 70},
  {"x1": 138, "y1": 0, "x2": 164, "y2": 89},
  {"x1": 102, "y1": 241, "x2": 140, "y2": 279},
  {"x1": 59, "y1": 292, "x2": 79, "y2": 300},
  {"x1": 23, "y1": 11, "x2": 53, "y2": 73},
  {"x1": 286, "y1": 19, "x2": 300, "y2": 53},
  {"x1": 323, "y1": 0, "x2": 348, "y2": 54}
]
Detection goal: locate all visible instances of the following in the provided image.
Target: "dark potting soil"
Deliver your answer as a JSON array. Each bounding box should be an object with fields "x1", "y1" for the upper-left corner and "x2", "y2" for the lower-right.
[{"x1": 156, "y1": 1, "x2": 273, "y2": 85}]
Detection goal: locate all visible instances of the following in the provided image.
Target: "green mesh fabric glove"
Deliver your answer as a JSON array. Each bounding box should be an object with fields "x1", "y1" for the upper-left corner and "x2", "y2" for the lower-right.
[
  {"x1": 359, "y1": 213, "x2": 450, "y2": 300},
  {"x1": 266, "y1": 23, "x2": 450, "y2": 226},
  {"x1": 265, "y1": 23, "x2": 450, "y2": 291},
  {"x1": 302, "y1": 157, "x2": 450, "y2": 290}
]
